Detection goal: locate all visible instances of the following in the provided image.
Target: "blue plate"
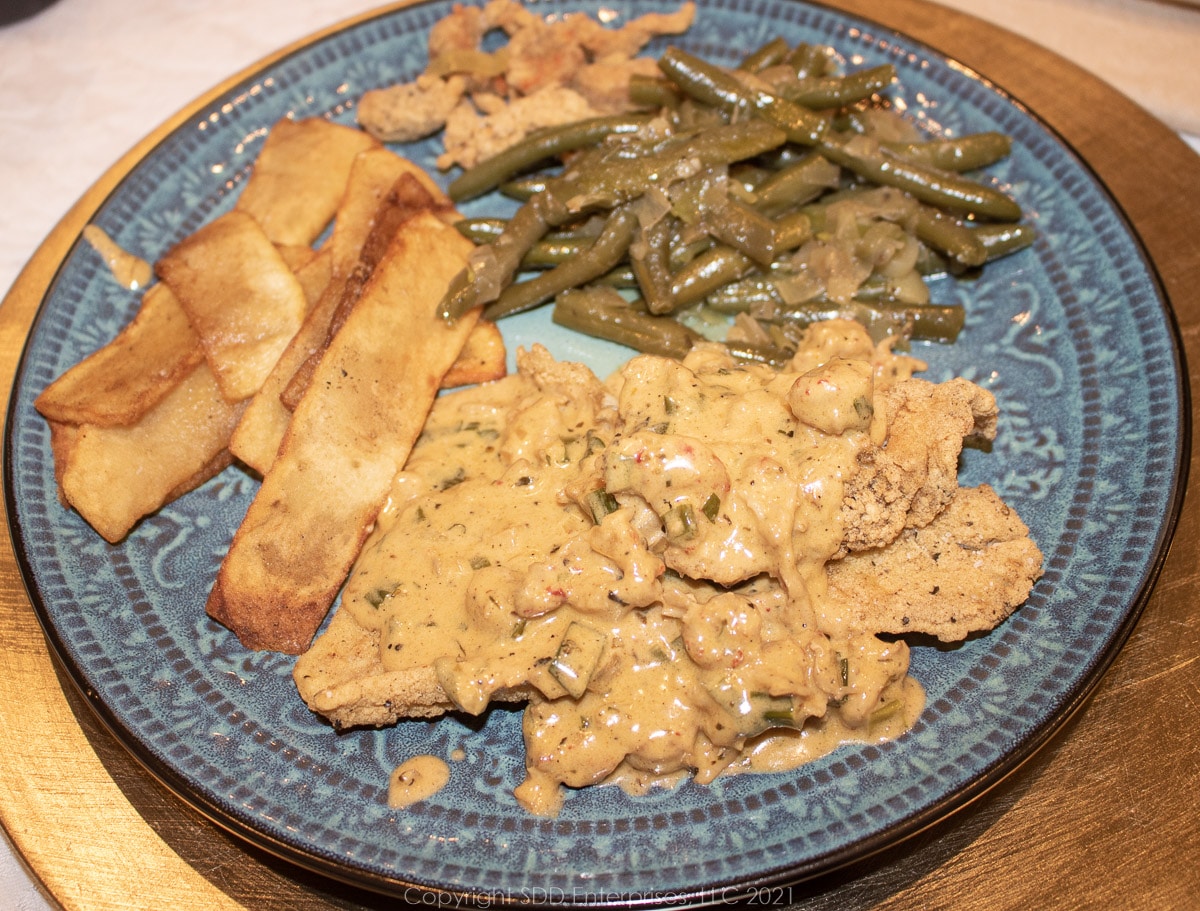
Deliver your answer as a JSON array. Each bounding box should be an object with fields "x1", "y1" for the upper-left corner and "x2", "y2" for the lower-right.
[{"x1": 4, "y1": 0, "x2": 1188, "y2": 904}]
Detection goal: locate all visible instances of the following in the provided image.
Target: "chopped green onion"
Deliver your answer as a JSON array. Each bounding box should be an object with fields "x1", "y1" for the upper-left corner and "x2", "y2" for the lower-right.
[
  {"x1": 549, "y1": 622, "x2": 607, "y2": 699},
  {"x1": 663, "y1": 502, "x2": 698, "y2": 540},
  {"x1": 586, "y1": 488, "x2": 620, "y2": 524}
]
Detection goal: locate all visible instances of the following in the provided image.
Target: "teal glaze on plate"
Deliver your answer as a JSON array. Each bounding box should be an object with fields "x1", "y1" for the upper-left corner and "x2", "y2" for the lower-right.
[{"x1": 4, "y1": 0, "x2": 1188, "y2": 904}]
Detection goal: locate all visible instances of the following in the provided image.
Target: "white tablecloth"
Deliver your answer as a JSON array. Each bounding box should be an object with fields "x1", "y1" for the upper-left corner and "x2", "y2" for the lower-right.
[{"x1": 1, "y1": 0, "x2": 1197, "y2": 907}]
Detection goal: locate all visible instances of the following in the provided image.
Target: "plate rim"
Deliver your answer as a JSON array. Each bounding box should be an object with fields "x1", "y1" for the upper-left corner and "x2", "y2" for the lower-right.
[{"x1": 1, "y1": 0, "x2": 1192, "y2": 904}]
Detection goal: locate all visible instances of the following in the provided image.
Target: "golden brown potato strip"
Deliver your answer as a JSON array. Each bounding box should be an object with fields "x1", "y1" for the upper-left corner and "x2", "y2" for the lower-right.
[
  {"x1": 207, "y1": 210, "x2": 477, "y2": 654},
  {"x1": 274, "y1": 243, "x2": 318, "y2": 273},
  {"x1": 59, "y1": 362, "x2": 245, "y2": 543},
  {"x1": 156, "y1": 211, "x2": 308, "y2": 404},
  {"x1": 34, "y1": 283, "x2": 203, "y2": 427},
  {"x1": 282, "y1": 171, "x2": 456, "y2": 410},
  {"x1": 46, "y1": 420, "x2": 77, "y2": 506},
  {"x1": 327, "y1": 147, "x2": 451, "y2": 276},
  {"x1": 234, "y1": 117, "x2": 379, "y2": 247},
  {"x1": 230, "y1": 152, "x2": 452, "y2": 475},
  {"x1": 291, "y1": 245, "x2": 333, "y2": 308},
  {"x1": 443, "y1": 318, "x2": 507, "y2": 388}
]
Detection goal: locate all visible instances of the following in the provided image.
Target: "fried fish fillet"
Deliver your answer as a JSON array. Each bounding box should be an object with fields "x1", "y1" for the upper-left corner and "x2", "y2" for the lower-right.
[
  {"x1": 837, "y1": 376, "x2": 998, "y2": 557},
  {"x1": 826, "y1": 484, "x2": 1043, "y2": 641},
  {"x1": 292, "y1": 352, "x2": 1039, "y2": 731}
]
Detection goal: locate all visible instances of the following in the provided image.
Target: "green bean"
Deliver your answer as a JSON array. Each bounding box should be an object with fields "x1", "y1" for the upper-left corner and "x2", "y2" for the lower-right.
[
  {"x1": 658, "y1": 46, "x2": 828, "y2": 146},
  {"x1": 972, "y1": 222, "x2": 1038, "y2": 260},
  {"x1": 498, "y1": 174, "x2": 551, "y2": 201},
  {"x1": 444, "y1": 121, "x2": 784, "y2": 321},
  {"x1": 776, "y1": 299, "x2": 966, "y2": 343},
  {"x1": 785, "y1": 43, "x2": 833, "y2": 80},
  {"x1": 539, "y1": 119, "x2": 787, "y2": 216},
  {"x1": 881, "y1": 132, "x2": 1012, "y2": 172},
  {"x1": 455, "y1": 216, "x2": 680, "y2": 273},
  {"x1": 753, "y1": 152, "x2": 842, "y2": 213},
  {"x1": 738, "y1": 36, "x2": 790, "y2": 73},
  {"x1": 774, "y1": 65, "x2": 897, "y2": 110},
  {"x1": 552, "y1": 286, "x2": 701, "y2": 359},
  {"x1": 704, "y1": 195, "x2": 780, "y2": 266},
  {"x1": 671, "y1": 210, "x2": 813, "y2": 309},
  {"x1": 701, "y1": 276, "x2": 780, "y2": 314},
  {"x1": 629, "y1": 74, "x2": 683, "y2": 109},
  {"x1": 817, "y1": 132, "x2": 1022, "y2": 221},
  {"x1": 917, "y1": 222, "x2": 1038, "y2": 275},
  {"x1": 448, "y1": 113, "x2": 655, "y2": 202},
  {"x1": 484, "y1": 206, "x2": 639, "y2": 320},
  {"x1": 912, "y1": 205, "x2": 988, "y2": 268},
  {"x1": 440, "y1": 192, "x2": 554, "y2": 320},
  {"x1": 439, "y1": 34, "x2": 1033, "y2": 353},
  {"x1": 711, "y1": 280, "x2": 964, "y2": 342},
  {"x1": 630, "y1": 214, "x2": 678, "y2": 314},
  {"x1": 455, "y1": 217, "x2": 507, "y2": 244}
]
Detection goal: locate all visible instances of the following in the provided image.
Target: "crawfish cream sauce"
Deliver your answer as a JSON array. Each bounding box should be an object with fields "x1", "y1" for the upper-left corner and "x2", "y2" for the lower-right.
[{"x1": 343, "y1": 321, "x2": 925, "y2": 816}]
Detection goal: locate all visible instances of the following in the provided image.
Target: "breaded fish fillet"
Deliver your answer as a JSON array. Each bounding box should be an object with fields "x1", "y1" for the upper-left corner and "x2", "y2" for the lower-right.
[
  {"x1": 837, "y1": 376, "x2": 998, "y2": 558},
  {"x1": 825, "y1": 484, "x2": 1043, "y2": 641}
]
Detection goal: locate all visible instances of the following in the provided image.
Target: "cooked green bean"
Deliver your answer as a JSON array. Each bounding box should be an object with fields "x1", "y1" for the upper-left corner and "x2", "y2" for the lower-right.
[
  {"x1": 484, "y1": 206, "x2": 639, "y2": 320},
  {"x1": 448, "y1": 113, "x2": 656, "y2": 202},
  {"x1": 785, "y1": 43, "x2": 833, "y2": 80},
  {"x1": 436, "y1": 32, "x2": 1032, "y2": 358},
  {"x1": 629, "y1": 74, "x2": 683, "y2": 109},
  {"x1": 539, "y1": 119, "x2": 787, "y2": 217},
  {"x1": 658, "y1": 46, "x2": 828, "y2": 146},
  {"x1": 752, "y1": 152, "x2": 842, "y2": 213},
  {"x1": 702, "y1": 276, "x2": 784, "y2": 313},
  {"x1": 774, "y1": 65, "x2": 897, "y2": 110},
  {"x1": 722, "y1": 339, "x2": 795, "y2": 368},
  {"x1": 817, "y1": 132, "x2": 1022, "y2": 221},
  {"x1": 739, "y1": 36, "x2": 790, "y2": 73},
  {"x1": 671, "y1": 210, "x2": 813, "y2": 309},
  {"x1": 972, "y1": 222, "x2": 1038, "y2": 260},
  {"x1": 553, "y1": 286, "x2": 701, "y2": 359},
  {"x1": 917, "y1": 222, "x2": 1038, "y2": 275},
  {"x1": 498, "y1": 174, "x2": 551, "y2": 201},
  {"x1": 777, "y1": 299, "x2": 966, "y2": 343},
  {"x1": 630, "y1": 214, "x2": 678, "y2": 314},
  {"x1": 913, "y1": 205, "x2": 988, "y2": 268},
  {"x1": 440, "y1": 192, "x2": 554, "y2": 320},
  {"x1": 703, "y1": 195, "x2": 780, "y2": 266},
  {"x1": 455, "y1": 217, "x2": 603, "y2": 259},
  {"x1": 455, "y1": 217, "x2": 507, "y2": 244},
  {"x1": 881, "y1": 132, "x2": 1012, "y2": 172},
  {"x1": 710, "y1": 282, "x2": 963, "y2": 342}
]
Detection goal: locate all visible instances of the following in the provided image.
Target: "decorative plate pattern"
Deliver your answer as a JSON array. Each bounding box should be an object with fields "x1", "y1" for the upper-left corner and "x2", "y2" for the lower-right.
[{"x1": 4, "y1": 0, "x2": 1186, "y2": 904}]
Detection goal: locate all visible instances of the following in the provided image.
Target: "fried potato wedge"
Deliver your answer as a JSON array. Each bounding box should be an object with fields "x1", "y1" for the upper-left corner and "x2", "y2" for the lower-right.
[
  {"x1": 58, "y1": 362, "x2": 245, "y2": 543},
  {"x1": 274, "y1": 243, "x2": 319, "y2": 273},
  {"x1": 443, "y1": 318, "x2": 507, "y2": 388},
  {"x1": 281, "y1": 166, "x2": 457, "y2": 410},
  {"x1": 46, "y1": 420, "x2": 77, "y2": 505},
  {"x1": 34, "y1": 283, "x2": 203, "y2": 427},
  {"x1": 207, "y1": 208, "x2": 478, "y2": 653},
  {"x1": 156, "y1": 210, "x2": 308, "y2": 403},
  {"x1": 291, "y1": 244, "x2": 333, "y2": 308},
  {"x1": 234, "y1": 117, "x2": 380, "y2": 247},
  {"x1": 231, "y1": 151, "x2": 453, "y2": 475}
]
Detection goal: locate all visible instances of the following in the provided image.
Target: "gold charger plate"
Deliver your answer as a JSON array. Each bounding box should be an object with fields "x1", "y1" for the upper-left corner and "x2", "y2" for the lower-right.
[{"x1": 1, "y1": 0, "x2": 1198, "y2": 907}]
